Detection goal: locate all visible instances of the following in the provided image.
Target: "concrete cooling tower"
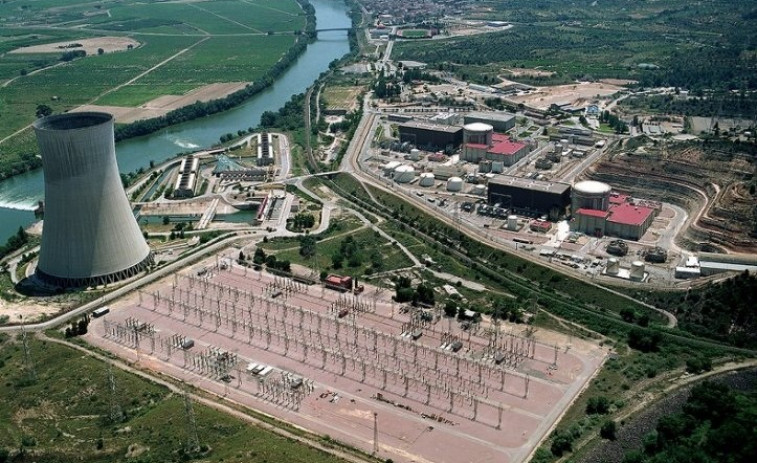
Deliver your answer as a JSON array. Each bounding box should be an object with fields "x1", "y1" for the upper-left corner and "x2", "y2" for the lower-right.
[{"x1": 33, "y1": 112, "x2": 152, "y2": 288}]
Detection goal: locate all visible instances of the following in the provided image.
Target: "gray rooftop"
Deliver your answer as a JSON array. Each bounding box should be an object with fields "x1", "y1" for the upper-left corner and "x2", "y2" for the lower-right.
[
  {"x1": 399, "y1": 120, "x2": 462, "y2": 133},
  {"x1": 489, "y1": 175, "x2": 571, "y2": 194},
  {"x1": 464, "y1": 111, "x2": 516, "y2": 123}
]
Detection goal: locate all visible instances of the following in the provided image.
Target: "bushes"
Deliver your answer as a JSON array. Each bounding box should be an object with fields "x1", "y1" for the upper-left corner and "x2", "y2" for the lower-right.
[{"x1": 586, "y1": 396, "x2": 611, "y2": 415}]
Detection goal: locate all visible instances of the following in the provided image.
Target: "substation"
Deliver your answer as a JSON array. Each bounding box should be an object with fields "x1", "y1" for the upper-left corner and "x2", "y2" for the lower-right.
[{"x1": 87, "y1": 257, "x2": 605, "y2": 463}]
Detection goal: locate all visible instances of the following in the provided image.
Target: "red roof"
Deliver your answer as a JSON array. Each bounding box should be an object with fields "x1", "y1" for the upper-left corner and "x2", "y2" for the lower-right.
[
  {"x1": 576, "y1": 208, "x2": 609, "y2": 218},
  {"x1": 607, "y1": 202, "x2": 654, "y2": 226},
  {"x1": 487, "y1": 136, "x2": 526, "y2": 156},
  {"x1": 609, "y1": 193, "x2": 629, "y2": 205}
]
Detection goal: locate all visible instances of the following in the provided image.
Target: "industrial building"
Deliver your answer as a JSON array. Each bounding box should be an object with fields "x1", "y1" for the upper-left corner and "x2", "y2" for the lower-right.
[
  {"x1": 213, "y1": 155, "x2": 267, "y2": 181},
  {"x1": 487, "y1": 175, "x2": 572, "y2": 219},
  {"x1": 257, "y1": 132, "x2": 274, "y2": 166},
  {"x1": 462, "y1": 123, "x2": 530, "y2": 166},
  {"x1": 463, "y1": 111, "x2": 516, "y2": 132},
  {"x1": 33, "y1": 112, "x2": 153, "y2": 288},
  {"x1": 697, "y1": 252, "x2": 757, "y2": 276},
  {"x1": 397, "y1": 121, "x2": 463, "y2": 151},
  {"x1": 571, "y1": 181, "x2": 658, "y2": 240},
  {"x1": 173, "y1": 155, "x2": 199, "y2": 198}
]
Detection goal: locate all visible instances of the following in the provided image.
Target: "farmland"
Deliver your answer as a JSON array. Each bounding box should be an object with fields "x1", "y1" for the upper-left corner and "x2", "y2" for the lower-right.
[{"x1": 0, "y1": 0, "x2": 310, "y2": 178}]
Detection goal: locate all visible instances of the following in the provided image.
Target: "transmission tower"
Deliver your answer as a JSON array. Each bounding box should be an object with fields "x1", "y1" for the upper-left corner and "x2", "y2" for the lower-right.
[
  {"x1": 20, "y1": 323, "x2": 36, "y2": 381},
  {"x1": 182, "y1": 386, "x2": 200, "y2": 452},
  {"x1": 373, "y1": 412, "x2": 379, "y2": 455},
  {"x1": 107, "y1": 364, "x2": 121, "y2": 422}
]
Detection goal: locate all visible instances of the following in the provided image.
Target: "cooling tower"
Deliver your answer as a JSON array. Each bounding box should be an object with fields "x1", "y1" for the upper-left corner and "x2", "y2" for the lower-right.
[{"x1": 33, "y1": 112, "x2": 152, "y2": 288}]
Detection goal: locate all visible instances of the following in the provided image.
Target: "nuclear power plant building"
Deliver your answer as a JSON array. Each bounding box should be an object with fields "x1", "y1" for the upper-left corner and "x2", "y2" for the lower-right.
[{"x1": 33, "y1": 112, "x2": 152, "y2": 288}]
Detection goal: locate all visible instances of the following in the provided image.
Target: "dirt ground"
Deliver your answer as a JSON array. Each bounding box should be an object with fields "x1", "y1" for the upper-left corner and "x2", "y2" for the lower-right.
[
  {"x1": 0, "y1": 298, "x2": 60, "y2": 324},
  {"x1": 84, "y1": 257, "x2": 607, "y2": 463},
  {"x1": 509, "y1": 82, "x2": 624, "y2": 110},
  {"x1": 9, "y1": 37, "x2": 140, "y2": 56},
  {"x1": 503, "y1": 68, "x2": 555, "y2": 78},
  {"x1": 75, "y1": 82, "x2": 248, "y2": 123}
]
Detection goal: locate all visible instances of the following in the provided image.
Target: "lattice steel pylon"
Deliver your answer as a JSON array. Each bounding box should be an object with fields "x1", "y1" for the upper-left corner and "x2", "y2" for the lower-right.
[
  {"x1": 20, "y1": 323, "x2": 36, "y2": 381},
  {"x1": 107, "y1": 363, "x2": 121, "y2": 422},
  {"x1": 182, "y1": 385, "x2": 200, "y2": 452}
]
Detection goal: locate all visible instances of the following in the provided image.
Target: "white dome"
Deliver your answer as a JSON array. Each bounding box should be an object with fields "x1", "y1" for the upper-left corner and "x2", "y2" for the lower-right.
[
  {"x1": 446, "y1": 176, "x2": 464, "y2": 192},
  {"x1": 395, "y1": 165, "x2": 414, "y2": 173},
  {"x1": 464, "y1": 122, "x2": 494, "y2": 132},
  {"x1": 574, "y1": 180, "x2": 611, "y2": 195},
  {"x1": 419, "y1": 173, "x2": 435, "y2": 187}
]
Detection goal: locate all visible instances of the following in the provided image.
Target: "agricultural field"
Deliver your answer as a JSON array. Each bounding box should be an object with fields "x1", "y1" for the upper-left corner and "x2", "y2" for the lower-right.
[
  {"x1": 0, "y1": 0, "x2": 308, "y2": 177},
  {"x1": 0, "y1": 334, "x2": 346, "y2": 462}
]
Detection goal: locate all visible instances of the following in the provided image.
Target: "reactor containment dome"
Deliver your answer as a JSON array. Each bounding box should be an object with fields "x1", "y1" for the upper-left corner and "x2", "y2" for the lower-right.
[
  {"x1": 572, "y1": 180, "x2": 612, "y2": 213},
  {"x1": 33, "y1": 112, "x2": 152, "y2": 288}
]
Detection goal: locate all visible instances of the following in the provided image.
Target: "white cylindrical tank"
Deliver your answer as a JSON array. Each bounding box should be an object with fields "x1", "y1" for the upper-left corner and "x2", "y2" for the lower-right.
[
  {"x1": 446, "y1": 176, "x2": 464, "y2": 192},
  {"x1": 572, "y1": 180, "x2": 612, "y2": 213},
  {"x1": 394, "y1": 165, "x2": 415, "y2": 183},
  {"x1": 383, "y1": 160, "x2": 401, "y2": 175},
  {"x1": 630, "y1": 261, "x2": 645, "y2": 280},
  {"x1": 409, "y1": 148, "x2": 421, "y2": 161},
  {"x1": 607, "y1": 258, "x2": 620, "y2": 274},
  {"x1": 33, "y1": 112, "x2": 152, "y2": 288},
  {"x1": 507, "y1": 215, "x2": 518, "y2": 231},
  {"x1": 471, "y1": 184, "x2": 486, "y2": 195},
  {"x1": 419, "y1": 172, "x2": 435, "y2": 187}
]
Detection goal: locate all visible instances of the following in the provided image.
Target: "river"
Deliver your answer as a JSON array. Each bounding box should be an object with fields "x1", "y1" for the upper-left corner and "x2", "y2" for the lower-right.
[{"x1": 0, "y1": 0, "x2": 350, "y2": 243}]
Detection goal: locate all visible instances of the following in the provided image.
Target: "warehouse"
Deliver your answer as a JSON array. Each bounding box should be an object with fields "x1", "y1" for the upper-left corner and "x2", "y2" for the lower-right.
[
  {"x1": 697, "y1": 252, "x2": 757, "y2": 276},
  {"x1": 487, "y1": 176, "x2": 571, "y2": 219},
  {"x1": 463, "y1": 111, "x2": 516, "y2": 132},
  {"x1": 397, "y1": 121, "x2": 463, "y2": 151}
]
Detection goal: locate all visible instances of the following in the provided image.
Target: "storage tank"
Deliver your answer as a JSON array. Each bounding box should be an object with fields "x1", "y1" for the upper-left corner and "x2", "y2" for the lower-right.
[
  {"x1": 33, "y1": 112, "x2": 152, "y2": 288},
  {"x1": 507, "y1": 215, "x2": 518, "y2": 231},
  {"x1": 572, "y1": 180, "x2": 612, "y2": 213},
  {"x1": 446, "y1": 176, "x2": 464, "y2": 192},
  {"x1": 409, "y1": 148, "x2": 421, "y2": 161},
  {"x1": 606, "y1": 258, "x2": 620, "y2": 275},
  {"x1": 471, "y1": 184, "x2": 486, "y2": 195},
  {"x1": 419, "y1": 172, "x2": 435, "y2": 187},
  {"x1": 630, "y1": 261, "x2": 645, "y2": 280},
  {"x1": 383, "y1": 160, "x2": 401, "y2": 175},
  {"x1": 394, "y1": 165, "x2": 415, "y2": 183}
]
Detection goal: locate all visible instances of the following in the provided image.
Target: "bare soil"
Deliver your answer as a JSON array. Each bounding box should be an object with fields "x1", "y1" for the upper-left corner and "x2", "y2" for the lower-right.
[
  {"x1": 9, "y1": 37, "x2": 140, "y2": 56},
  {"x1": 510, "y1": 82, "x2": 624, "y2": 110}
]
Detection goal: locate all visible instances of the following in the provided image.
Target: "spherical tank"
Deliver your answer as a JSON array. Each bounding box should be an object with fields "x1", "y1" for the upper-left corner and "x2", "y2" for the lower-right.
[
  {"x1": 572, "y1": 180, "x2": 612, "y2": 213},
  {"x1": 394, "y1": 165, "x2": 415, "y2": 183},
  {"x1": 419, "y1": 172, "x2": 435, "y2": 187},
  {"x1": 33, "y1": 112, "x2": 152, "y2": 288},
  {"x1": 446, "y1": 176, "x2": 464, "y2": 192},
  {"x1": 463, "y1": 122, "x2": 494, "y2": 146}
]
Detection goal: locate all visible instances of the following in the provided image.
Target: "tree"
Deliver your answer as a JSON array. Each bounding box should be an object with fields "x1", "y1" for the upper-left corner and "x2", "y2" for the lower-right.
[
  {"x1": 299, "y1": 235, "x2": 316, "y2": 258},
  {"x1": 162, "y1": 216, "x2": 170, "y2": 225},
  {"x1": 600, "y1": 420, "x2": 617, "y2": 440},
  {"x1": 620, "y1": 308, "x2": 636, "y2": 322},
  {"x1": 35, "y1": 104, "x2": 52, "y2": 118},
  {"x1": 97, "y1": 48, "x2": 104, "y2": 55},
  {"x1": 253, "y1": 248, "x2": 266, "y2": 265},
  {"x1": 586, "y1": 396, "x2": 611, "y2": 414},
  {"x1": 444, "y1": 301, "x2": 457, "y2": 317}
]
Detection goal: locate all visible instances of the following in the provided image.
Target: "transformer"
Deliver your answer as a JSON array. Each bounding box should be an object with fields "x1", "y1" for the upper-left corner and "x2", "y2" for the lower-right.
[{"x1": 33, "y1": 112, "x2": 152, "y2": 288}]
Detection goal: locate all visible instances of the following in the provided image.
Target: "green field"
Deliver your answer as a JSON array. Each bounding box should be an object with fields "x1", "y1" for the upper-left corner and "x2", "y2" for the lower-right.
[
  {"x1": 399, "y1": 29, "x2": 429, "y2": 39},
  {"x1": 0, "y1": 0, "x2": 308, "y2": 177},
  {"x1": 0, "y1": 334, "x2": 346, "y2": 462}
]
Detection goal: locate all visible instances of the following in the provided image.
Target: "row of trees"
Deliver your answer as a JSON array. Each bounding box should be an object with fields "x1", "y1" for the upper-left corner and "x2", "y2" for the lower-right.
[{"x1": 393, "y1": 275, "x2": 434, "y2": 306}]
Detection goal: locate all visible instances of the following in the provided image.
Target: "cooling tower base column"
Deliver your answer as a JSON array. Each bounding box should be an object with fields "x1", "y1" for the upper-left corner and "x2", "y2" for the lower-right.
[{"x1": 35, "y1": 253, "x2": 154, "y2": 289}]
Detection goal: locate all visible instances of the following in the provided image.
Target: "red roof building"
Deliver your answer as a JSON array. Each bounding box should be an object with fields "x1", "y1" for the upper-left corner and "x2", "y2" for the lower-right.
[
  {"x1": 463, "y1": 133, "x2": 530, "y2": 166},
  {"x1": 573, "y1": 202, "x2": 657, "y2": 240}
]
